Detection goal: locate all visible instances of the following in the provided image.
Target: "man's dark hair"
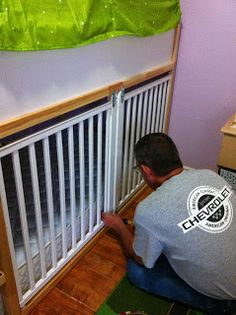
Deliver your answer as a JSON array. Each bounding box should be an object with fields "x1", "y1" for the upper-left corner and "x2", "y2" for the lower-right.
[{"x1": 134, "y1": 133, "x2": 183, "y2": 177}]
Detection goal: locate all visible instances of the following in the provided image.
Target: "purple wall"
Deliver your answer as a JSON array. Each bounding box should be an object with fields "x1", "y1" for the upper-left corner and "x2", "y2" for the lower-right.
[{"x1": 169, "y1": 0, "x2": 236, "y2": 170}]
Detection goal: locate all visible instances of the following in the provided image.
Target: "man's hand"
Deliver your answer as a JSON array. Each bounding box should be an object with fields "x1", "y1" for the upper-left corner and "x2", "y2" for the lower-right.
[
  {"x1": 102, "y1": 213, "x2": 124, "y2": 234},
  {"x1": 102, "y1": 212, "x2": 143, "y2": 265}
]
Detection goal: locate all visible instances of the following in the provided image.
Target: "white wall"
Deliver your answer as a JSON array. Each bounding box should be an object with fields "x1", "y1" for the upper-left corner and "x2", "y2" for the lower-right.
[{"x1": 0, "y1": 30, "x2": 174, "y2": 123}]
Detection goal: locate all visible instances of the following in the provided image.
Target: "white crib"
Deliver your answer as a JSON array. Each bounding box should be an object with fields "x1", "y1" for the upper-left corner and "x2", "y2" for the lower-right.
[{"x1": 0, "y1": 25, "x2": 180, "y2": 315}]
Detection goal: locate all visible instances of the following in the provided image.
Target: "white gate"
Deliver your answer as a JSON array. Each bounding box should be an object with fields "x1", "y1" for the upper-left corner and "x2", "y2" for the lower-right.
[{"x1": 0, "y1": 73, "x2": 171, "y2": 308}]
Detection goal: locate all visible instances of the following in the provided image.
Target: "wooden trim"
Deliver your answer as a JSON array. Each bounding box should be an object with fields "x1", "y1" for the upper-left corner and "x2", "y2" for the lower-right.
[
  {"x1": 122, "y1": 63, "x2": 174, "y2": 89},
  {"x1": 0, "y1": 63, "x2": 174, "y2": 139},
  {"x1": 0, "y1": 199, "x2": 21, "y2": 315},
  {"x1": 164, "y1": 23, "x2": 181, "y2": 133},
  {"x1": 21, "y1": 184, "x2": 149, "y2": 315},
  {"x1": 171, "y1": 23, "x2": 182, "y2": 64}
]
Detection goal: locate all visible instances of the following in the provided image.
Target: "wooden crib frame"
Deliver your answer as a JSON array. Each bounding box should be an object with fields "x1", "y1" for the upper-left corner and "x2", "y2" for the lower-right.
[{"x1": 0, "y1": 25, "x2": 181, "y2": 315}]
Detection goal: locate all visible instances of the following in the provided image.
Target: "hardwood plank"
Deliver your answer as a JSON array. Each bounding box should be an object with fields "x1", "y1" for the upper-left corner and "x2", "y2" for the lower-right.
[
  {"x1": 30, "y1": 287, "x2": 93, "y2": 315},
  {"x1": 57, "y1": 265, "x2": 116, "y2": 311},
  {"x1": 79, "y1": 251, "x2": 126, "y2": 282},
  {"x1": 92, "y1": 234, "x2": 127, "y2": 267}
]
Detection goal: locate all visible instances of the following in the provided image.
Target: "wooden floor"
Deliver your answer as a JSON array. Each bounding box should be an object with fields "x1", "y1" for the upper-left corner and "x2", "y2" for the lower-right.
[{"x1": 30, "y1": 187, "x2": 152, "y2": 315}]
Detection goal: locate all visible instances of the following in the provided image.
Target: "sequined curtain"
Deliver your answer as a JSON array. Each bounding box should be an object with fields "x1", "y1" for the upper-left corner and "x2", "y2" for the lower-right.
[{"x1": 0, "y1": 0, "x2": 181, "y2": 51}]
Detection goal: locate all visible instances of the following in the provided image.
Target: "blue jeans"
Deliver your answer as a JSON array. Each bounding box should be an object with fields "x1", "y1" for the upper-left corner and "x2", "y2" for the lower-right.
[{"x1": 127, "y1": 255, "x2": 236, "y2": 315}]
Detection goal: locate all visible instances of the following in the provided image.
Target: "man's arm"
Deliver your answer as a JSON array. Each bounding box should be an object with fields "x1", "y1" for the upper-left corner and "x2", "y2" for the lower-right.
[{"x1": 102, "y1": 213, "x2": 143, "y2": 265}]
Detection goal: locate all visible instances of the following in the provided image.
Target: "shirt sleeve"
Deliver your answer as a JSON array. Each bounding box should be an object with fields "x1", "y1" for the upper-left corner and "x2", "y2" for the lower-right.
[{"x1": 133, "y1": 221, "x2": 163, "y2": 268}]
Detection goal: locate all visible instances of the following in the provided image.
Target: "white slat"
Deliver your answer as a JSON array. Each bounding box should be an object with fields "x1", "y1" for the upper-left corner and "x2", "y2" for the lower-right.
[
  {"x1": 56, "y1": 131, "x2": 67, "y2": 259},
  {"x1": 132, "y1": 93, "x2": 143, "y2": 189},
  {"x1": 79, "y1": 122, "x2": 86, "y2": 241},
  {"x1": 156, "y1": 84, "x2": 164, "y2": 132},
  {"x1": 104, "y1": 109, "x2": 113, "y2": 212},
  {"x1": 146, "y1": 88, "x2": 154, "y2": 134},
  {"x1": 68, "y1": 126, "x2": 77, "y2": 249},
  {"x1": 159, "y1": 82, "x2": 166, "y2": 131},
  {"x1": 150, "y1": 85, "x2": 158, "y2": 133},
  {"x1": 12, "y1": 151, "x2": 35, "y2": 290},
  {"x1": 43, "y1": 137, "x2": 57, "y2": 268},
  {"x1": 29, "y1": 144, "x2": 46, "y2": 279},
  {"x1": 155, "y1": 83, "x2": 164, "y2": 132},
  {"x1": 127, "y1": 96, "x2": 137, "y2": 194},
  {"x1": 112, "y1": 90, "x2": 125, "y2": 210},
  {"x1": 106, "y1": 108, "x2": 114, "y2": 212},
  {"x1": 104, "y1": 112, "x2": 109, "y2": 212},
  {"x1": 96, "y1": 113, "x2": 103, "y2": 225},
  {"x1": 137, "y1": 91, "x2": 148, "y2": 184},
  {"x1": 141, "y1": 91, "x2": 148, "y2": 137},
  {"x1": 121, "y1": 99, "x2": 132, "y2": 200},
  {"x1": 88, "y1": 117, "x2": 94, "y2": 233}
]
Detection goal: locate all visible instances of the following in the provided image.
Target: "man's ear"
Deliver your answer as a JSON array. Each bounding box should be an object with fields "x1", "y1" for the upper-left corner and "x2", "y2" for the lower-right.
[
  {"x1": 140, "y1": 164, "x2": 153, "y2": 177},
  {"x1": 140, "y1": 164, "x2": 160, "y2": 189}
]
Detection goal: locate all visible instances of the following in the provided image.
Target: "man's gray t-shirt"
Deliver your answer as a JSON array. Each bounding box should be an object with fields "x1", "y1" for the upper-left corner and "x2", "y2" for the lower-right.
[{"x1": 133, "y1": 169, "x2": 236, "y2": 300}]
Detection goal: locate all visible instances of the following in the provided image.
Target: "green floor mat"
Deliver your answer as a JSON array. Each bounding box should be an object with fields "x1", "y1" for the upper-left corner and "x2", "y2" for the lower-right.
[{"x1": 96, "y1": 275, "x2": 205, "y2": 315}]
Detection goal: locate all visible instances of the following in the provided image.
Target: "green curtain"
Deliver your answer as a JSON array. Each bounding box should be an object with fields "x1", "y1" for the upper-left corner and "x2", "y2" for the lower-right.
[{"x1": 0, "y1": 0, "x2": 181, "y2": 51}]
